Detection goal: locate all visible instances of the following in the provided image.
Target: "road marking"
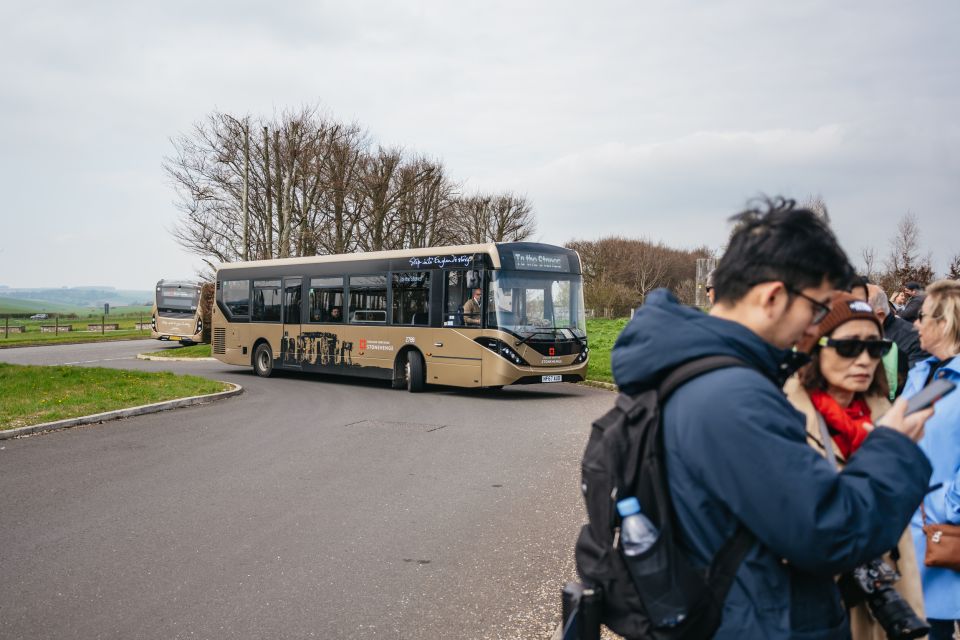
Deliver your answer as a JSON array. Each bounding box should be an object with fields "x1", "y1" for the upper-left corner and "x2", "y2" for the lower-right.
[{"x1": 63, "y1": 357, "x2": 136, "y2": 365}]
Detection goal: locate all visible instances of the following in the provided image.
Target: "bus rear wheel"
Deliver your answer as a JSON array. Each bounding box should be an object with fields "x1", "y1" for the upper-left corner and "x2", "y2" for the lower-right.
[
  {"x1": 253, "y1": 342, "x2": 274, "y2": 378},
  {"x1": 406, "y1": 351, "x2": 425, "y2": 393}
]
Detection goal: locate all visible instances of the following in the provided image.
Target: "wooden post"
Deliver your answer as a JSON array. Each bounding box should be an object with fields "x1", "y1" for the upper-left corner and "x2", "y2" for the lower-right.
[
  {"x1": 4, "y1": 315, "x2": 7, "y2": 339},
  {"x1": 102, "y1": 315, "x2": 105, "y2": 335},
  {"x1": 56, "y1": 314, "x2": 59, "y2": 335}
]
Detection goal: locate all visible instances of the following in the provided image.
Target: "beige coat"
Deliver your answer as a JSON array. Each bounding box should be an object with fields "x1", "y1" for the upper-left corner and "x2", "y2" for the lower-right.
[
  {"x1": 462, "y1": 296, "x2": 481, "y2": 326},
  {"x1": 784, "y1": 377, "x2": 926, "y2": 640}
]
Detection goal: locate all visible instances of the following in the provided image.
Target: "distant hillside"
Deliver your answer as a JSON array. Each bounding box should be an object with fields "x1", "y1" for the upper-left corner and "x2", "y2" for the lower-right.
[
  {"x1": 0, "y1": 287, "x2": 153, "y2": 308},
  {"x1": 0, "y1": 297, "x2": 93, "y2": 315}
]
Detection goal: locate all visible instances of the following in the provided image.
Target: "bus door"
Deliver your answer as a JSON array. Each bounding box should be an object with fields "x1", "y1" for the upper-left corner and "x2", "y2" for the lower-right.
[
  {"x1": 434, "y1": 269, "x2": 483, "y2": 386},
  {"x1": 281, "y1": 278, "x2": 303, "y2": 368}
]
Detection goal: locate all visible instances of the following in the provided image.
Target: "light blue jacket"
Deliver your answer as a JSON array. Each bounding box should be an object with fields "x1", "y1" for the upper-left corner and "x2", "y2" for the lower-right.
[{"x1": 907, "y1": 354, "x2": 960, "y2": 619}]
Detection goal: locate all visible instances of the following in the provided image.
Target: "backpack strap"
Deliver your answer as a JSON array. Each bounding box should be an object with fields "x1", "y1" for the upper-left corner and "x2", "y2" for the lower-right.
[
  {"x1": 706, "y1": 525, "x2": 755, "y2": 596},
  {"x1": 657, "y1": 355, "x2": 758, "y2": 598},
  {"x1": 658, "y1": 355, "x2": 751, "y2": 401}
]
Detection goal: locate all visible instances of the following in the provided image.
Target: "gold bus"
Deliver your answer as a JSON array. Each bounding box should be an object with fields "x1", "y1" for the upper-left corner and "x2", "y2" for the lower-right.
[
  {"x1": 211, "y1": 242, "x2": 588, "y2": 391},
  {"x1": 151, "y1": 280, "x2": 204, "y2": 344}
]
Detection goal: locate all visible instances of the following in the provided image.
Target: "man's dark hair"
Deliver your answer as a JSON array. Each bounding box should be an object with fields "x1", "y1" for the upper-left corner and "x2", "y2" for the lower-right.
[
  {"x1": 713, "y1": 197, "x2": 854, "y2": 305},
  {"x1": 847, "y1": 274, "x2": 869, "y2": 299}
]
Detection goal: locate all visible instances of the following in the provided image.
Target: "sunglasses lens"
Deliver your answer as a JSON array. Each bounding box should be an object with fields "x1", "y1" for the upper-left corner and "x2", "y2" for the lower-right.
[
  {"x1": 833, "y1": 341, "x2": 863, "y2": 358},
  {"x1": 830, "y1": 340, "x2": 891, "y2": 358}
]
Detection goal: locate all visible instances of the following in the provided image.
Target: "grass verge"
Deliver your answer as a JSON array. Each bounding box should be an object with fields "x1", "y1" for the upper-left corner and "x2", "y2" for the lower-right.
[
  {"x1": 0, "y1": 363, "x2": 229, "y2": 430},
  {"x1": 0, "y1": 329, "x2": 151, "y2": 348},
  {"x1": 585, "y1": 317, "x2": 630, "y2": 386},
  {"x1": 142, "y1": 344, "x2": 212, "y2": 358}
]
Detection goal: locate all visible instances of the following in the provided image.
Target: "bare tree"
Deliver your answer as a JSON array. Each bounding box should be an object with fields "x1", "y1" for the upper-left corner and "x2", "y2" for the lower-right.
[
  {"x1": 166, "y1": 106, "x2": 536, "y2": 272},
  {"x1": 882, "y1": 212, "x2": 934, "y2": 291},
  {"x1": 804, "y1": 194, "x2": 830, "y2": 223},
  {"x1": 487, "y1": 194, "x2": 536, "y2": 242},
  {"x1": 948, "y1": 253, "x2": 960, "y2": 280},
  {"x1": 629, "y1": 239, "x2": 670, "y2": 304},
  {"x1": 567, "y1": 236, "x2": 708, "y2": 315},
  {"x1": 861, "y1": 246, "x2": 877, "y2": 282}
]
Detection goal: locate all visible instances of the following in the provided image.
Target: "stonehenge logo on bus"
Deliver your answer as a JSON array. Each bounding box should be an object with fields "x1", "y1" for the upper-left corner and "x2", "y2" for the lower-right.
[
  {"x1": 407, "y1": 254, "x2": 472, "y2": 269},
  {"x1": 513, "y1": 251, "x2": 569, "y2": 272}
]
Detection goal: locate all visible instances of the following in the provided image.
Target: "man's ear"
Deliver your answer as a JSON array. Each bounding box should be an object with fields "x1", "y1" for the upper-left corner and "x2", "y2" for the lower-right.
[{"x1": 753, "y1": 281, "x2": 788, "y2": 319}]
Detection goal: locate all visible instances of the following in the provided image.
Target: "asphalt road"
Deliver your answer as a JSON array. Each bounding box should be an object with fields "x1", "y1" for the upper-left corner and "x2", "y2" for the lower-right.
[{"x1": 0, "y1": 340, "x2": 614, "y2": 639}]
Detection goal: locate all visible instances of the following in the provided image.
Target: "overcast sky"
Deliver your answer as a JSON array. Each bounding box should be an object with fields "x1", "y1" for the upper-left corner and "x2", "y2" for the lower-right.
[{"x1": 2, "y1": 1, "x2": 957, "y2": 290}]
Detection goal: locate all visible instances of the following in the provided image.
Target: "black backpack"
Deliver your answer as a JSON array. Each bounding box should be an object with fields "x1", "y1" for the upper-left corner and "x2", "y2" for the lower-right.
[{"x1": 574, "y1": 356, "x2": 755, "y2": 640}]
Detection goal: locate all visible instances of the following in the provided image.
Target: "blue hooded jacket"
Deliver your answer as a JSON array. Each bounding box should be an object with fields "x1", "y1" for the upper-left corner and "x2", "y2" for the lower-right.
[{"x1": 612, "y1": 290, "x2": 932, "y2": 639}]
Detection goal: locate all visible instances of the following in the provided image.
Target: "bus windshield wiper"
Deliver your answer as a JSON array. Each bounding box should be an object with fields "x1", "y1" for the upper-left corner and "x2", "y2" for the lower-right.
[{"x1": 513, "y1": 329, "x2": 557, "y2": 347}]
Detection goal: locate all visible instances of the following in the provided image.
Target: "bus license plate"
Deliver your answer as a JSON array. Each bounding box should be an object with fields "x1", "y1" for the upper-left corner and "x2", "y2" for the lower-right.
[
  {"x1": 542, "y1": 375, "x2": 562, "y2": 383},
  {"x1": 170, "y1": 336, "x2": 182, "y2": 341}
]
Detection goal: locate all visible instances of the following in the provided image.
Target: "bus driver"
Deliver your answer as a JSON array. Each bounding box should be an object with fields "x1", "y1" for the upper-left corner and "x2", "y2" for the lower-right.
[{"x1": 464, "y1": 288, "x2": 482, "y2": 326}]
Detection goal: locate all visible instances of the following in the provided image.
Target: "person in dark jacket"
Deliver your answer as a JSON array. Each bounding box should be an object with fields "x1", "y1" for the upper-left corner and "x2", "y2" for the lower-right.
[
  {"x1": 611, "y1": 198, "x2": 934, "y2": 640},
  {"x1": 899, "y1": 281, "x2": 926, "y2": 323},
  {"x1": 867, "y1": 283, "x2": 929, "y2": 398}
]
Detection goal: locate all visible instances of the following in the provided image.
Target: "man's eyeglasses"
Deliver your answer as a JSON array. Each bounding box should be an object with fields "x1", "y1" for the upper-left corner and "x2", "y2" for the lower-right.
[
  {"x1": 785, "y1": 286, "x2": 832, "y2": 324},
  {"x1": 817, "y1": 337, "x2": 893, "y2": 359}
]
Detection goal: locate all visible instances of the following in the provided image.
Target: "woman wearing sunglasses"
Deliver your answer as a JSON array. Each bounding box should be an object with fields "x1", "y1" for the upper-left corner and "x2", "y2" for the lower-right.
[
  {"x1": 906, "y1": 279, "x2": 960, "y2": 640},
  {"x1": 785, "y1": 291, "x2": 925, "y2": 639}
]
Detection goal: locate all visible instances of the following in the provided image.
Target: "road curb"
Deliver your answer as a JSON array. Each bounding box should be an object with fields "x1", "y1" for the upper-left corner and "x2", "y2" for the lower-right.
[
  {"x1": 136, "y1": 354, "x2": 217, "y2": 362},
  {"x1": 0, "y1": 383, "x2": 244, "y2": 440}
]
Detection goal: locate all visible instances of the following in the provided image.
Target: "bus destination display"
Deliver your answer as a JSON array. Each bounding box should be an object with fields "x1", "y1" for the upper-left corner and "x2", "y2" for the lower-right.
[{"x1": 513, "y1": 251, "x2": 569, "y2": 272}]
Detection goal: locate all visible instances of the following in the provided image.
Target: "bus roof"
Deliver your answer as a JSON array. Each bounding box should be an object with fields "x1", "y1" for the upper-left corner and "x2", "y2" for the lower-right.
[
  {"x1": 214, "y1": 242, "x2": 580, "y2": 274},
  {"x1": 156, "y1": 279, "x2": 202, "y2": 288}
]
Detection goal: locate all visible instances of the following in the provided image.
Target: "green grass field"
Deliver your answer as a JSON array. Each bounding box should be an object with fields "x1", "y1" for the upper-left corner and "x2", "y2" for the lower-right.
[
  {"x1": 0, "y1": 296, "x2": 152, "y2": 316},
  {"x1": 143, "y1": 344, "x2": 212, "y2": 358},
  {"x1": 0, "y1": 363, "x2": 229, "y2": 430},
  {"x1": 585, "y1": 317, "x2": 630, "y2": 385}
]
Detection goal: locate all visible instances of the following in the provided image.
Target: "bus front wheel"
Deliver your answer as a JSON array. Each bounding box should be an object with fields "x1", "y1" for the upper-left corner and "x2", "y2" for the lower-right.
[
  {"x1": 253, "y1": 342, "x2": 274, "y2": 378},
  {"x1": 406, "y1": 351, "x2": 425, "y2": 393}
]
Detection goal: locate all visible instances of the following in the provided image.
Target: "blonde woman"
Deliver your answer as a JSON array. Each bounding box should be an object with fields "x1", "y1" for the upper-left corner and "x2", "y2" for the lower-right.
[
  {"x1": 907, "y1": 280, "x2": 960, "y2": 640},
  {"x1": 785, "y1": 291, "x2": 926, "y2": 639}
]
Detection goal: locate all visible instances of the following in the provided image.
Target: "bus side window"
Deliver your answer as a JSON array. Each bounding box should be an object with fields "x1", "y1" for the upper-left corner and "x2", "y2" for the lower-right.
[
  {"x1": 392, "y1": 271, "x2": 430, "y2": 325},
  {"x1": 444, "y1": 270, "x2": 470, "y2": 326},
  {"x1": 252, "y1": 279, "x2": 282, "y2": 322},
  {"x1": 222, "y1": 279, "x2": 250, "y2": 319},
  {"x1": 283, "y1": 278, "x2": 302, "y2": 324},
  {"x1": 308, "y1": 277, "x2": 344, "y2": 323},
  {"x1": 349, "y1": 275, "x2": 387, "y2": 324}
]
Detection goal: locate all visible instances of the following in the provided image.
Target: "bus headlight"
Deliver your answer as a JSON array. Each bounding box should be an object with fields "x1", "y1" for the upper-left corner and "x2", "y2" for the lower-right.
[
  {"x1": 475, "y1": 338, "x2": 529, "y2": 366},
  {"x1": 195, "y1": 317, "x2": 203, "y2": 336},
  {"x1": 575, "y1": 346, "x2": 589, "y2": 363},
  {"x1": 151, "y1": 315, "x2": 156, "y2": 331}
]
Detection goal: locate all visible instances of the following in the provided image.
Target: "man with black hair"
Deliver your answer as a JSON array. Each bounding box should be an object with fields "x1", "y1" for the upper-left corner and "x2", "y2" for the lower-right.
[
  {"x1": 899, "y1": 281, "x2": 926, "y2": 323},
  {"x1": 611, "y1": 198, "x2": 933, "y2": 639}
]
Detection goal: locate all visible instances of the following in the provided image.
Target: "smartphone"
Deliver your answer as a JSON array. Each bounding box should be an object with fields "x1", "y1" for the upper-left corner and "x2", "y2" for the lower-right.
[{"x1": 905, "y1": 379, "x2": 957, "y2": 415}]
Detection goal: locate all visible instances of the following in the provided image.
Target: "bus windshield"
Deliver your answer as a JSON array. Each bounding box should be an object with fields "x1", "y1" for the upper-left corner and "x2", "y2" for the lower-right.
[
  {"x1": 157, "y1": 285, "x2": 200, "y2": 315},
  {"x1": 487, "y1": 270, "x2": 586, "y2": 339}
]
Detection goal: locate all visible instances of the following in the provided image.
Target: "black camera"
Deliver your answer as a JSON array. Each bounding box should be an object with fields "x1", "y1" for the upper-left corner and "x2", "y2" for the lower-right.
[{"x1": 839, "y1": 558, "x2": 929, "y2": 640}]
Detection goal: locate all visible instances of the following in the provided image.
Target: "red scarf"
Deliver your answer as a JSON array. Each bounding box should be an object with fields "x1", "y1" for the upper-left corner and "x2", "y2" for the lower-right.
[{"x1": 808, "y1": 390, "x2": 873, "y2": 459}]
